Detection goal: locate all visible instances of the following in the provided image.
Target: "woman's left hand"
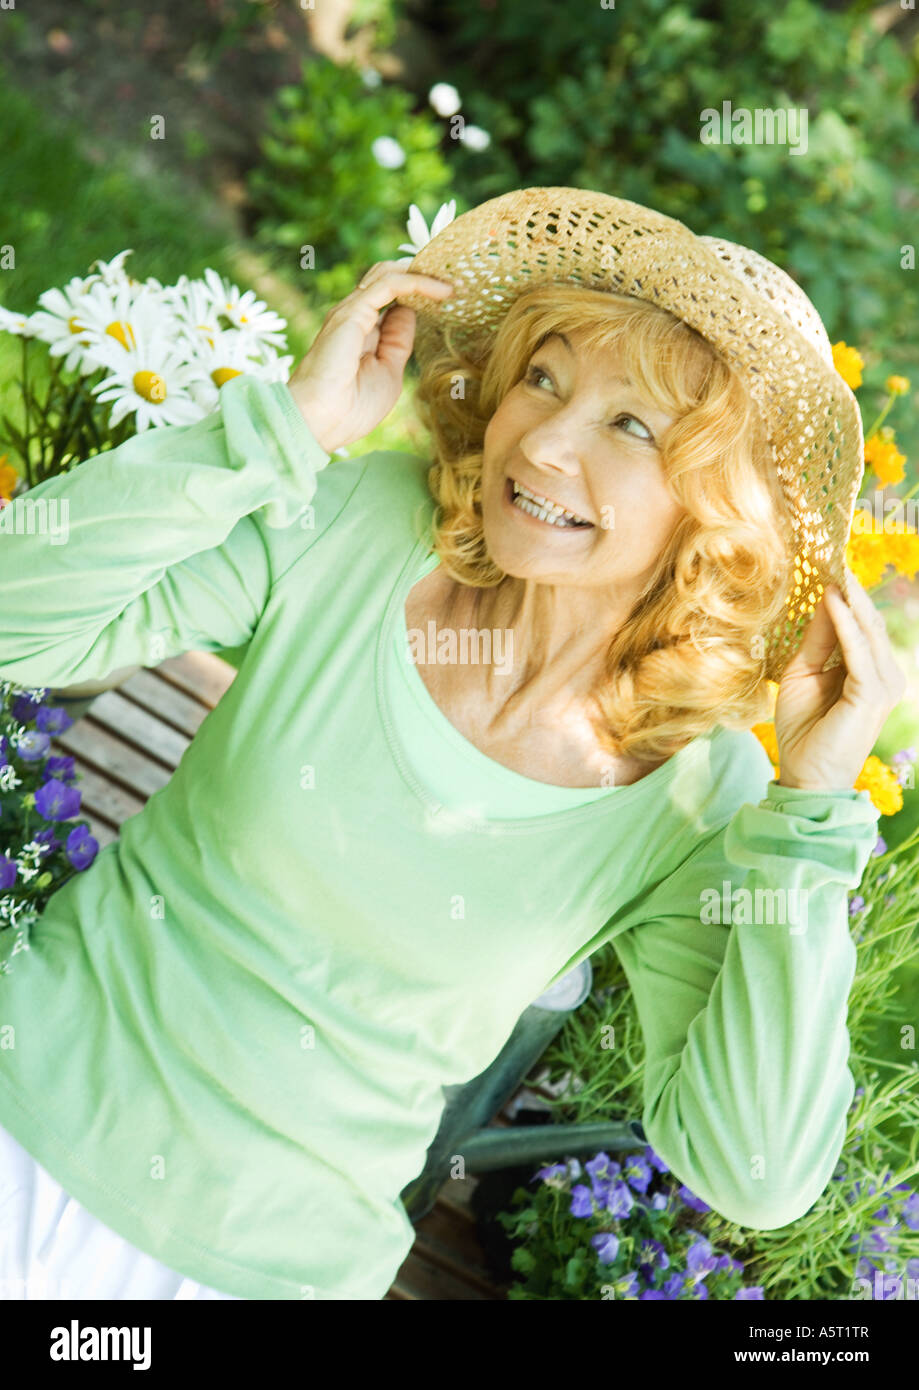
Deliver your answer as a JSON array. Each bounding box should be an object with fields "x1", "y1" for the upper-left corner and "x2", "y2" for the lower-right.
[{"x1": 772, "y1": 570, "x2": 908, "y2": 793}]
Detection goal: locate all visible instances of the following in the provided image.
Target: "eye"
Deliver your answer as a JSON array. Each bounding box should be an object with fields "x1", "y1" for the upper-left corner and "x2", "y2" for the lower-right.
[
  {"x1": 525, "y1": 363, "x2": 656, "y2": 443},
  {"x1": 524, "y1": 364, "x2": 553, "y2": 391},
  {"x1": 611, "y1": 413, "x2": 654, "y2": 443}
]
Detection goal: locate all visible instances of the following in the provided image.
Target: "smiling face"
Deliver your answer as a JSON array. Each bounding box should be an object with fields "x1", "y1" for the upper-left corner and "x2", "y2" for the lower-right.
[{"x1": 480, "y1": 326, "x2": 687, "y2": 596}]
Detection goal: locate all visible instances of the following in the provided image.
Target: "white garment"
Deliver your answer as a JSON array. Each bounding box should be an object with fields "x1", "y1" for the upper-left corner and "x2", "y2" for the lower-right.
[{"x1": 0, "y1": 1121, "x2": 240, "y2": 1300}]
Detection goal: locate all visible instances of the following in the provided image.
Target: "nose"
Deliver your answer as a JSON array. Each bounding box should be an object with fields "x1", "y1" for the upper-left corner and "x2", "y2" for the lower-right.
[{"x1": 518, "y1": 420, "x2": 582, "y2": 479}]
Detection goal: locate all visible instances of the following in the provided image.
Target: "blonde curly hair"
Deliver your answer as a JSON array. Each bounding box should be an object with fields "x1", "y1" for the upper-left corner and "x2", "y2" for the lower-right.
[{"x1": 410, "y1": 284, "x2": 795, "y2": 763}]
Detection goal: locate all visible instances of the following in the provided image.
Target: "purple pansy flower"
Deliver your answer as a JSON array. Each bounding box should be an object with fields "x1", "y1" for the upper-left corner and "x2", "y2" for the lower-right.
[
  {"x1": 34, "y1": 826, "x2": 61, "y2": 856},
  {"x1": 686, "y1": 1236, "x2": 718, "y2": 1279},
  {"x1": 605, "y1": 1179, "x2": 635, "y2": 1219},
  {"x1": 678, "y1": 1185, "x2": 711, "y2": 1214},
  {"x1": 65, "y1": 824, "x2": 98, "y2": 871},
  {"x1": 34, "y1": 777, "x2": 81, "y2": 822},
  {"x1": 900, "y1": 1193, "x2": 919, "y2": 1231},
  {"x1": 591, "y1": 1231, "x2": 620, "y2": 1265},
  {"x1": 614, "y1": 1270, "x2": 640, "y2": 1298},
  {"x1": 10, "y1": 694, "x2": 40, "y2": 723},
  {"x1": 569, "y1": 1184, "x2": 596, "y2": 1219},
  {"x1": 623, "y1": 1153, "x2": 653, "y2": 1194},
  {"x1": 44, "y1": 754, "x2": 77, "y2": 783},
  {"x1": 534, "y1": 1162, "x2": 567, "y2": 1184},
  {"x1": 35, "y1": 705, "x2": 74, "y2": 735},
  {"x1": 0, "y1": 854, "x2": 17, "y2": 890},
  {"x1": 638, "y1": 1238, "x2": 669, "y2": 1278},
  {"x1": 15, "y1": 730, "x2": 51, "y2": 762}
]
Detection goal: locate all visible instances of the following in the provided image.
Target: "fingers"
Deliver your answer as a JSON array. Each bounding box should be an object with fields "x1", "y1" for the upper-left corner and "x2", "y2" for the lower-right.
[
  {"x1": 840, "y1": 572, "x2": 903, "y2": 681},
  {"x1": 356, "y1": 259, "x2": 437, "y2": 288},
  {"x1": 823, "y1": 578, "x2": 907, "y2": 708},
  {"x1": 373, "y1": 304, "x2": 417, "y2": 371},
  {"x1": 339, "y1": 262, "x2": 453, "y2": 313}
]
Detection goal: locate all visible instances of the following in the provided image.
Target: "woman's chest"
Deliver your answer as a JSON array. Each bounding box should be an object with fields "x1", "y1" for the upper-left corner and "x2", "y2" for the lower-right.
[{"x1": 404, "y1": 570, "x2": 664, "y2": 790}]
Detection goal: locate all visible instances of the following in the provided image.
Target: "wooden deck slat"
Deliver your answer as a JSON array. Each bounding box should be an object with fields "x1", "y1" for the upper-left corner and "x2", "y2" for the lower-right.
[
  {"x1": 118, "y1": 668, "x2": 213, "y2": 739},
  {"x1": 389, "y1": 1246, "x2": 501, "y2": 1301},
  {"x1": 154, "y1": 652, "x2": 238, "y2": 709},
  {"x1": 89, "y1": 690, "x2": 190, "y2": 769},
  {"x1": 79, "y1": 812, "x2": 120, "y2": 850},
  {"x1": 44, "y1": 648, "x2": 513, "y2": 1300},
  {"x1": 408, "y1": 1208, "x2": 508, "y2": 1298},
  {"x1": 52, "y1": 718, "x2": 175, "y2": 801},
  {"x1": 61, "y1": 756, "x2": 148, "y2": 827}
]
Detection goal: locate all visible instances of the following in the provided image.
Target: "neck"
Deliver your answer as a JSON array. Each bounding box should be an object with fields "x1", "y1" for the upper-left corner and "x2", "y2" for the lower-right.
[{"x1": 452, "y1": 572, "x2": 640, "y2": 710}]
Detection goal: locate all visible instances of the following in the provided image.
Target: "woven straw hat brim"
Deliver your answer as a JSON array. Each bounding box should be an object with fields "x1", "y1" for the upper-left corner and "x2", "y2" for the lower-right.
[{"x1": 394, "y1": 186, "x2": 864, "y2": 683}]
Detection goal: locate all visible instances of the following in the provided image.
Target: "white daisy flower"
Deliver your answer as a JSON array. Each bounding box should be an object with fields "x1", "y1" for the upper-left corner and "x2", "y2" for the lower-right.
[
  {"x1": 26, "y1": 275, "x2": 107, "y2": 374},
  {"x1": 202, "y1": 268, "x2": 288, "y2": 351},
  {"x1": 459, "y1": 125, "x2": 491, "y2": 151},
  {"x1": 68, "y1": 282, "x2": 177, "y2": 376},
  {"x1": 250, "y1": 345, "x2": 295, "y2": 383},
  {"x1": 90, "y1": 328, "x2": 207, "y2": 431},
  {"x1": 163, "y1": 275, "x2": 225, "y2": 354},
  {"x1": 183, "y1": 327, "x2": 268, "y2": 415},
  {"x1": 428, "y1": 83, "x2": 461, "y2": 117},
  {"x1": 397, "y1": 199, "x2": 457, "y2": 256},
  {"x1": 88, "y1": 249, "x2": 135, "y2": 287},
  {"x1": 372, "y1": 136, "x2": 406, "y2": 169},
  {"x1": 0, "y1": 306, "x2": 34, "y2": 337}
]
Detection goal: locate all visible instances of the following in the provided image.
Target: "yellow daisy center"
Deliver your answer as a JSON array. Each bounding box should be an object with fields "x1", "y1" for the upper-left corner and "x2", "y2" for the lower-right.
[
  {"x1": 133, "y1": 370, "x2": 167, "y2": 403},
  {"x1": 106, "y1": 320, "x2": 136, "y2": 350},
  {"x1": 212, "y1": 367, "x2": 242, "y2": 387},
  {"x1": 68, "y1": 315, "x2": 86, "y2": 335}
]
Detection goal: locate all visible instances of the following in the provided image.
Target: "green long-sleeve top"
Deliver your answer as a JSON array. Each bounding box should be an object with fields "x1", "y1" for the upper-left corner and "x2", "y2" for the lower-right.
[{"x1": 0, "y1": 374, "x2": 880, "y2": 1299}]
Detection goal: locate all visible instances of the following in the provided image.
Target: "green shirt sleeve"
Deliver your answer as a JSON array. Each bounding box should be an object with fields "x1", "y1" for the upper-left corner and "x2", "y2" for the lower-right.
[
  {"x1": 0, "y1": 375, "x2": 330, "y2": 689},
  {"x1": 611, "y1": 779, "x2": 880, "y2": 1230}
]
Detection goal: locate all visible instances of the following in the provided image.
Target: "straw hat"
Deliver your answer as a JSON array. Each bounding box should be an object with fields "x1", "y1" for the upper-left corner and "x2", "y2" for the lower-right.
[{"x1": 393, "y1": 186, "x2": 864, "y2": 682}]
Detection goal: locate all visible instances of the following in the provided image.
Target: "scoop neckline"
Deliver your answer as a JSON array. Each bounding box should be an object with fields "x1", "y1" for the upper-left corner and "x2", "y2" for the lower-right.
[{"x1": 374, "y1": 534, "x2": 724, "y2": 834}]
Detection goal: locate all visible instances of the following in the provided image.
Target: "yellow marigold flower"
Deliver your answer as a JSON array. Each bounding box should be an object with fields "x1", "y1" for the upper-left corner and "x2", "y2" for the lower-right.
[
  {"x1": 886, "y1": 527, "x2": 919, "y2": 581},
  {"x1": 854, "y1": 755, "x2": 904, "y2": 817},
  {"x1": 885, "y1": 375, "x2": 910, "y2": 397},
  {"x1": 845, "y1": 528, "x2": 891, "y2": 588},
  {"x1": 752, "y1": 720, "x2": 779, "y2": 768},
  {"x1": 0, "y1": 455, "x2": 19, "y2": 501},
  {"x1": 833, "y1": 341, "x2": 864, "y2": 390},
  {"x1": 864, "y1": 431, "x2": 907, "y2": 487}
]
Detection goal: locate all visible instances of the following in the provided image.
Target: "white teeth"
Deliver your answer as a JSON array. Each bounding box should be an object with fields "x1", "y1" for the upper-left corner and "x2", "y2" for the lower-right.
[{"x1": 511, "y1": 481, "x2": 590, "y2": 527}]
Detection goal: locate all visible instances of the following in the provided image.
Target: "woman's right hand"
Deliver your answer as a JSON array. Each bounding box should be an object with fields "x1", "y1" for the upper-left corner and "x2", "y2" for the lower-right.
[{"x1": 286, "y1": 261, "x2": 454, "y2": 455}]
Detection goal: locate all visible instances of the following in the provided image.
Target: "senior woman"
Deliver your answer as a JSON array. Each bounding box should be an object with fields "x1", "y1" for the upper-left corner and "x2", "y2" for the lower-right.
[{"x1": 0, "y1": 188, "x2": 906, "y2": 1301}]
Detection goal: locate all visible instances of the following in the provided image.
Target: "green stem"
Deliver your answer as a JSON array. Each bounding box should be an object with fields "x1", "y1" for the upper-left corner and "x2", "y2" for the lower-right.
[
  {"x1": 44, "y1": 377, "x2": 91, "y2": 482},
  {"x1": 863, "y1": 393, "x2": 896, "y2": 443},
  {"x1": 848, "y1": 1051, "x2": 919, "y2": 1070},
  {"x1": 19, "y1": 334, "x2": 34, "y2": 490}
]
